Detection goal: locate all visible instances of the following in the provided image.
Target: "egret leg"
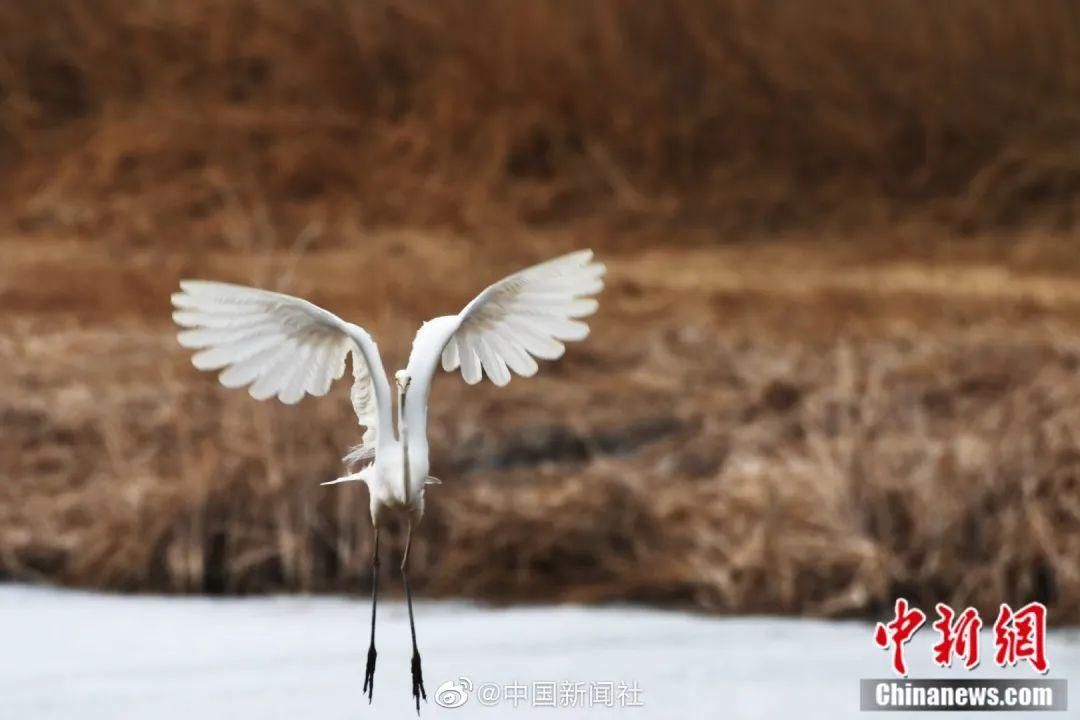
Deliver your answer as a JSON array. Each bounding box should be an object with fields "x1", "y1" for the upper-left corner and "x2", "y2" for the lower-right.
[
  {"x1": 402, "y1": 522, "x2": 427, "y2": 714},
  {"x1": 363, "y1": 529, "x2": 380, "y2": 703}
]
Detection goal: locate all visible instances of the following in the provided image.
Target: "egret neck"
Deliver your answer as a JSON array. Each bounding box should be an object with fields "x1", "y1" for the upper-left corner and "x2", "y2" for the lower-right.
[{"x1": 395, "y1": 371, "x2": 411, "y2": 504}]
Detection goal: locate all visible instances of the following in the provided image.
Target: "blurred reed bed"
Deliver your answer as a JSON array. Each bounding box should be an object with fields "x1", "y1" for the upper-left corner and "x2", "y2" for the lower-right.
[
  {"x1": 0, "y1": 0, "x2": 1078, "y2": 243},
  {"x1": 3, "y1": 236, "x2": 1080, "y2": 621}
]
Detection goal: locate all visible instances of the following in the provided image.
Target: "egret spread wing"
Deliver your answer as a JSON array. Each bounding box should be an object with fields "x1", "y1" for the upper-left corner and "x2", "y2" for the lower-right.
[
  {"x1": 172, "y1": 281, "x2": 391, "y2": 461},
  {"x1": 444, "y1": 249, "x2": 605, "y2": 386},
  {"x1": 402, "y1": 250, "x2": 604, "y2": 452}
]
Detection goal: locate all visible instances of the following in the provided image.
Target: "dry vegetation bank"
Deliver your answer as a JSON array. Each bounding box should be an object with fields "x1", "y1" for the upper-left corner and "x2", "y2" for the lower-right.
[
  {"x1": 4, "y1": 238, "x2": 1080, "y2": 622},
  {"x1": 1, "y1": 1, "x2": 1079, "y2": 242}
]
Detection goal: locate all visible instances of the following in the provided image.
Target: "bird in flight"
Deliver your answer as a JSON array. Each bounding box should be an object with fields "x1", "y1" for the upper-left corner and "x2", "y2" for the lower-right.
[{"x1": 171, "y1": 250, "x2": 605, "y2": 713}]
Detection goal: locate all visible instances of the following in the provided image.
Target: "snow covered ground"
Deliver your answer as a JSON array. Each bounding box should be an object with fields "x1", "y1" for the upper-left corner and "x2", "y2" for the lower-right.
[{"x1": 0, "y1": 585, "x2": 1075, "y2": 719}]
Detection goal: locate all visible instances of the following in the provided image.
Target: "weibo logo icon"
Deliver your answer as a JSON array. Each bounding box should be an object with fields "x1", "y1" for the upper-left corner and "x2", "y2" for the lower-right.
[{"x1": 434, "y1": 677, "x2": 473, "y2": 709}]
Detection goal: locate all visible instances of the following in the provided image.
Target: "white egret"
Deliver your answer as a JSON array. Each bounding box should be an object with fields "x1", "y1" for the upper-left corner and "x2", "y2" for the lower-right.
[{"x1": 171, "y1": 250, "x2": 605, "y2": 713}]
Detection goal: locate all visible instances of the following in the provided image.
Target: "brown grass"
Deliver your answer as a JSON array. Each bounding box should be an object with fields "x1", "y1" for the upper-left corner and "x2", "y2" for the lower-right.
[
  {"x1": 2, "y1": 0, "x2": 1080, "y2": 241},
  {"x1": 1, "y1": 1, "x2": 1080, "y2": 622},
  {"x1": 4, "y1": 236, "x2": 1080, "y2": 622}
]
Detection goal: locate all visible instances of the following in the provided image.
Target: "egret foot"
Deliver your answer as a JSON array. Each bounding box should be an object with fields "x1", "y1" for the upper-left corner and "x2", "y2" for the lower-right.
[
  {"x1": 411, "y1": 649, "x2": 427, "y2": 714},
  {"x1": 363, "y1": 643, "x2": 377, "y2": 703}
]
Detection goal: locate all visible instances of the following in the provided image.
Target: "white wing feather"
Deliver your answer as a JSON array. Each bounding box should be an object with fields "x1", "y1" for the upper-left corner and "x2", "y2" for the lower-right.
[
  {"x1": 442, "y1": 249, "x2": 604, "y2": 386},
  {"x1": 343, "y1": 349, "x2": 378, "y2": 466},
  {"x1": 172, "y1": 281, "x2": 390, "y2": 463},
  {"x1": 401, "y1": 250, "x2": 604, "y2": 460}
]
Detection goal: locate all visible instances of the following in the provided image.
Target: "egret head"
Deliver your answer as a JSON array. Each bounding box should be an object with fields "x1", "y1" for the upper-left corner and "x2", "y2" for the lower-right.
[{"x1": 394, "y1": 369, "x2": 411, "y2": 392}]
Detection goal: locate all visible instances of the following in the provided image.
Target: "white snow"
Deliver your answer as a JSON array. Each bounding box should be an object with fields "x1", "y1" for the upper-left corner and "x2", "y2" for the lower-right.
[{"x1": 0, "y1": 585, "x2": 1075, "y2": 719}]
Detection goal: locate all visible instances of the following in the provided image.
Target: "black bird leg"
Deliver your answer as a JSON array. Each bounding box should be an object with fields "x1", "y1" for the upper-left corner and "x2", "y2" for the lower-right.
[
  {"x1": 402, "y1": 521, "x2": 427, "y2": 714},
  {"x1": 363, "y1": 529, "x2": 380, "y2": 703}
]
